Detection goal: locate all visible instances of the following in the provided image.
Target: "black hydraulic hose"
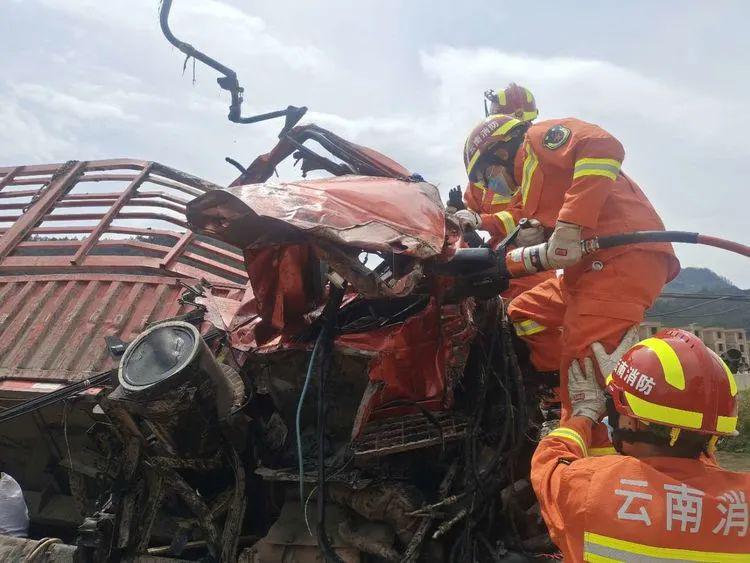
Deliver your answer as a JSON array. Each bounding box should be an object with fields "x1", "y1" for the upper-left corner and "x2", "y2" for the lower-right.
[
  {"x1": 594, "y1": 230, "x2": 698, "y2": 248},
  {"x1": 583, "y1": 230, "x2": 750, "y2": 258},
  {"x1": 498, "y1": 230, "x2": 750, "y2": 280}
]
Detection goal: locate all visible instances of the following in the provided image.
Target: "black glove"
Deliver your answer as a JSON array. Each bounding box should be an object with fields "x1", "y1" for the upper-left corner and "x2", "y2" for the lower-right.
[{"x1": 447, "y1": 186, "x2": 465, "y2": 210}]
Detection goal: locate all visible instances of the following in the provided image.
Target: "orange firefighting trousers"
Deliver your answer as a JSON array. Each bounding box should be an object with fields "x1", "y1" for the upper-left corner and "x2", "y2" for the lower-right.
[{"x1": 508, "y1": 250, "x2": 671, "y2": 447}]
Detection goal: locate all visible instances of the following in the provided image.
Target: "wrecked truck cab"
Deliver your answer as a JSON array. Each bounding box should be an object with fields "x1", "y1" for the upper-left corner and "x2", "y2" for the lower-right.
[
  {"x1": 187, "y1": 174, "x2": 448, "y2": 298},
  {"x1": 188, "y1": 175, "x2": 447, "y2": 259},
  {"x1": 0, "y1": 126, "x2": 551, "y2": 561}
]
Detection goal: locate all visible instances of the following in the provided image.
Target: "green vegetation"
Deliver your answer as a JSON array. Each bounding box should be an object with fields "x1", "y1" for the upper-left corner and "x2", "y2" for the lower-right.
[{"x1": 719, "y1": 390, "x2": 750, "y2": 453}]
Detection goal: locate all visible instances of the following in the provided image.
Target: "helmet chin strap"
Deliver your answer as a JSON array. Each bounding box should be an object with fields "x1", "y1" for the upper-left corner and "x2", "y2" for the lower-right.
[
  {"x1": 500, "y1": 133, "x2": 524, "y2": 171},
  {"x1": 605, "y1": 395, "x2": 667, "y2": 452}
]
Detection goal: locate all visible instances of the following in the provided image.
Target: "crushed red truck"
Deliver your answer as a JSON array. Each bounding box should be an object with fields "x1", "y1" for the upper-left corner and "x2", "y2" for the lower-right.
[
  {"x1": 0, "y1": 114, "x2": 563, "y2": 561},
  {"x1": 2, "y1": 3, "x2": 750, "y2": 562}
]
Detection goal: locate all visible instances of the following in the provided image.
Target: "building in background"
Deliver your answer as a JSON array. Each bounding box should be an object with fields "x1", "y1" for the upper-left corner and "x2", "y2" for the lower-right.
[{"x1": 639, "y1": 321, "x2": 749, "y2": 371}]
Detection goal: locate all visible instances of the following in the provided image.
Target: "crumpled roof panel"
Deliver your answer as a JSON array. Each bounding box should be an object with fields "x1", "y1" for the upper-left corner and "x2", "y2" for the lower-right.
[{"x1": 187, "y1": 175, "x2": 446, "y2": 259}]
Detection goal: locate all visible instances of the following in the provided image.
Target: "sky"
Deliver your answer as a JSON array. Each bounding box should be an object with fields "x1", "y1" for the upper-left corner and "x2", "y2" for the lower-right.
[{"x1": 2, "y1": 0, "x2": 749, "y2": 286}]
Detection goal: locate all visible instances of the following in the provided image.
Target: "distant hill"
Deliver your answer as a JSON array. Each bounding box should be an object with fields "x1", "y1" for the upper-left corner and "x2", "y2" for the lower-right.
[
  {"x1": 663, "y1": 267, "x2": 740, "y2": 294},
  {"x1": 647, "y1": 267, "x2": 750, "y2": 331}
]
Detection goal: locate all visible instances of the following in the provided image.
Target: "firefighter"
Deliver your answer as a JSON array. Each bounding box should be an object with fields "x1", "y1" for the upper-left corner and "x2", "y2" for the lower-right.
[
  {"x1": 453, "y1": 83, "x2": 553, "y2": 303},
  {"x1": 454, "y1": 83, "x2": 539, "y2": 243},
  {"x1": 531, "y1": 329, "x2": 750, "y2": 561},
  {"x1": 462, "y1": 114, "x2": 680, "y2": 452}
]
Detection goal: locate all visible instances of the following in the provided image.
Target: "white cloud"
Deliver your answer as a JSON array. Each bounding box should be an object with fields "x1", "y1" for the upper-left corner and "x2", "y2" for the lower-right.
[
  {"x1": 35, "y1": 0, "x2": 330, "y2": 75},
  {"x1": 0, "y1": 98, "x2": 74, "y2": 162},
  {"x1": 13, "y1": 83, "x2": 137, "y2": 121},
  {"x1": 169, "y1": 1, "x2": 329, "y2": 74},
  {"x1": 180, "y1": 0, "x2": 266, "y2": 32},
  {"x1": 419, "y1": 47, "x2": 745, "y2": 152}
]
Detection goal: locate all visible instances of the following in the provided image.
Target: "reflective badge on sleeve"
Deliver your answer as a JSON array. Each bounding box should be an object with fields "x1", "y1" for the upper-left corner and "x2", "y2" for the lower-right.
[{"x1": 542, "y1": 125, "x2": 571, "y2": 150}]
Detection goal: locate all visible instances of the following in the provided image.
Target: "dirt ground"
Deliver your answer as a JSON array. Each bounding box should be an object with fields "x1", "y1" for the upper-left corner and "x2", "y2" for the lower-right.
[{"x1": 717, "y1": 452, "x2": 750, "y2": 472}]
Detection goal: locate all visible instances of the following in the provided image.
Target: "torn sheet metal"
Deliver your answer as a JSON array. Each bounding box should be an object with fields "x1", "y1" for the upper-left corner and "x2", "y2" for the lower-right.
[{"x1": 186, "y1": 175, "x2": 446, "y2": 259}]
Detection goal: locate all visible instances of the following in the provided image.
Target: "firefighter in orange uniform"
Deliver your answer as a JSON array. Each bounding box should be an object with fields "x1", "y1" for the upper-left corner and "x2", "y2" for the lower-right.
[
  {"x1": 532, "y1": 329, "x2": 750, "y2": 562},
  {"x1": 454, "y1": 83, "x2": 554, "y2": 301},
  {"x1": 463, "y1": 114, "x2": 680, "y2": 452},
  {"x1": 455, "y1": 83, "x2": 540, "y2": 245}
]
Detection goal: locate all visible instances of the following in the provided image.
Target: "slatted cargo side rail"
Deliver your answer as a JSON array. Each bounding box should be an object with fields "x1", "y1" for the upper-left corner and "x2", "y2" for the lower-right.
[
  {"x1": 0, "y1": 159, "x2": 247, "y2": 284},
  {"x1": 0, "y1": 159, "x2": 248, "y2": 384}
]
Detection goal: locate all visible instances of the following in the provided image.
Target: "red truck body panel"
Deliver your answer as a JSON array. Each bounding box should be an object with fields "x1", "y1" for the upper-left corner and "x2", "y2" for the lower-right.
[{"x1": 0, "y1": 160, "x2": 247, "y2": 387}]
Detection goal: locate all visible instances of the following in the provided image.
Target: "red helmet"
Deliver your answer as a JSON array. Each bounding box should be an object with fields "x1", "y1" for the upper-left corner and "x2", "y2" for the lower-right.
[
  {"x1": 485, "y1": 83, "x2": 538, "y2": 121},
  {"x1": 606, "y1": 329, "x2": 738, "y2": 436},
  {"x1": 464, "y1": 114, "x2": 527, "y2": 181}
]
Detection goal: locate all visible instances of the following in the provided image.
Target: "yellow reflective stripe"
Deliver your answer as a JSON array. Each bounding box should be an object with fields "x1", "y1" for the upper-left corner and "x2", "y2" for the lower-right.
[
  {"x1": 495, "y1": 210, "x2": 515, "y2": 235},
  {"x1": 573, "y1": 157, "x2": 621, "y2": 182},
  {"x1": 717, "y1": 415, "x2": 738, "y2": 434},
  {"x1": 605, "y1": 374, "x2": 613, "y2": 386},
  {"x1": 720, "y1": 355, "x2": 738, "y2": 396},
  {"x1": 638, "y1": 337, "x2": 685, "y2": 390},
  {"x1": 496, "y1": 89, "x2": 507, "y2": 106},
  {"x1": 575, "y1": 157, "x2": 621, "y2": 168},
  {"x1": 521, "y1": 109, "x2": 538, "y2": 122},
  {"x1": 624, "y1": 390, "x2": 703, "y2": 429},
  {"x1": 585, "y1": 554, "x2": 619, "y2": 563},
  {"x1": 513, "y1": 319, "x2": 546, "y2": 336},
  {"x1": 520, "y1": 143, "x2": 538, "y2": 205},
  {"x1": 573, "y1": 168, "x2": 618, "y2": 181},
  {"x1": 492, "y1": 117, "x2": 522, "y2": 138},
  {"x1": 589, "y1": 446, "x2": 618, "y2": 456},
  {"x1": 491, "y1": 193, "x2": 511, "y2": 204},
  {"x1": 467, "y1": 149, "x2": 482, "y2": 176},
  {"x1": 585, "y1": 531, "x2": 750, "y2": 562},
  {"x1": 547, "y1": 427, "x2": 587, "y2": 457},
  {"x1": 523, "y1": 87, "x2": 533, "y2": 103}
]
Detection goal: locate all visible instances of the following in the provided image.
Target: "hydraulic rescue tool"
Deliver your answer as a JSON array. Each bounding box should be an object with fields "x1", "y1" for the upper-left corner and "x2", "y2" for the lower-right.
[
  {"x1": 436, "y1": 221, "x2": 750, "y2": 298},
  {"x1": 503, "y1": 228, "x2": 750, "y2": 277}
]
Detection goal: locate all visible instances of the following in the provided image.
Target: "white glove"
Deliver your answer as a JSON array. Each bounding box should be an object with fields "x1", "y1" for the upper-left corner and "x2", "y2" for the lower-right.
[
  {"x1": 516, "y1": 219, "x2": 545, "y2": 247},
  {"x1": 545, "y1": 221, "x2": 582, "y2": 268},
  {"x1": 455, "y1": 209, "x2": 481, "y2": 231},
  {"x1": 568, "y1": 357, "x2": 606, "y2": 422},
  {"x1": 590, "y1": 326, "x2": 641, "y2": 380}
]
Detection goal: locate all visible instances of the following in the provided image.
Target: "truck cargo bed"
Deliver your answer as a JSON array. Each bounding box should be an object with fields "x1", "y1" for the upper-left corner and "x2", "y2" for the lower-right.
[{"x1": 0, "y1": 159, "x2": 247, "y2": 387}]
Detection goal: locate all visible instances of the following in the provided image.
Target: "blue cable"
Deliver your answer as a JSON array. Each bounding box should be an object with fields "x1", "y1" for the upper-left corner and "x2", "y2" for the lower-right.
[{"x1": 296, "y1": 331, "x2": 324, "y2": 505}]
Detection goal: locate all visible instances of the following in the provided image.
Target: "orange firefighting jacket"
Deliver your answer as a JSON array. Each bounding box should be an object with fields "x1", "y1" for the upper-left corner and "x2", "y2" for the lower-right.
[
  {"x1": 463, "y1": 181, "x2": 516, "y2": 241},
  {"x1": 492, "y1": 117, "x2": 680, "y2": 280},
  {"x1": 531, "y1": 417, "x2": 750, "y2": 562}
]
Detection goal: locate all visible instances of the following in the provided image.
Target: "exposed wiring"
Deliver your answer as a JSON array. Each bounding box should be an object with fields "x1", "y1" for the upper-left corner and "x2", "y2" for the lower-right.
[
  {"x1": 448, "y1": 298, "x2": 532, "y2": 562},
  {"x1": 0, "y1": 370, "x2": 111, "y2": 424},
  {"x1": 27, "y1": 538, "x2": 62, "y2": 562},
  {"x1": 659, "y1": 293, "x2": 750, "y2": 301},
  {"x1": 63, "y1": 399, "x2": 74, "y2": 474},
  {"x1": 294, "y1": 282, "x2": 346, "y2": 562},
  {"x1": 656, "y1": 304, "x2": 748, "y2": 319},
  {"x1": 314, "y1": 283, "x2": 347, "y2": 563},
  {"x1": 303, "y1": 456, "x2": 354, "y2": 537},
  {"x1": 316, "y1": 321, "x2": 345, "y2": 563},
  {"x1": 296, "y1": 332, "x2": 324, "y2": 505},
  {"x1": 648, "y1": 295, "x2": 731, "y2": 317}
]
